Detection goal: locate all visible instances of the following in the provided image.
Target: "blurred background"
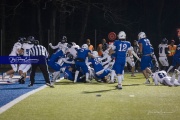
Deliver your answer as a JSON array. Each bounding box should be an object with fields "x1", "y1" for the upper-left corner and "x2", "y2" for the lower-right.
[{"x1": 1, "y1": 0, "x2": 180, "y2": 55}]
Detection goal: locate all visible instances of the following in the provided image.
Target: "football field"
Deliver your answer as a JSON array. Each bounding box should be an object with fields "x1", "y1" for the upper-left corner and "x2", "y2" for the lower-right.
[{"x1": 0, "y1": 73, "x2": 180, "y2": 120}]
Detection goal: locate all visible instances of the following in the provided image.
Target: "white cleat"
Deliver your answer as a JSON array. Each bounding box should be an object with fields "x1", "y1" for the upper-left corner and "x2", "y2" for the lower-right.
[
  {"x1": 174, "y1": 69, "x2": 180, "y2": 75},
  {"x1": 86, "y1": 79, "x2": 91, "y2": 83},
  {"x1": 117, "y1": 84, "x2": 122, "y2": 89},
  {"x1": 145, "y1": 79, "x2": 150, "y2": 84},
  {"x1": 2, "y1": 73, "x2": 6, "y2": 80},
  {"x1": 52, "y1": 71, "x2": 60, "y2": 82}
]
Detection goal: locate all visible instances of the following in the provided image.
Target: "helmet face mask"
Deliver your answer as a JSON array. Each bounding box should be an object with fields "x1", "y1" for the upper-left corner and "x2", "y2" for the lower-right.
[
  {"x1": 138, "y1": 32, "x2": 146, "y2": 40},
  {"x1": 118, "y1": 31, "x2": 126, "y2": 39}
]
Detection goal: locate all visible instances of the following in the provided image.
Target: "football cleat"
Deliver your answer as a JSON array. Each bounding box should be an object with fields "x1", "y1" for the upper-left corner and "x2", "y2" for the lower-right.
[
  {"x1": 144, "y1": 79, "x2": 150, "y2": 84},
  {"x1": 116, "y1": 84, "x2": 122, "y2": 89}
]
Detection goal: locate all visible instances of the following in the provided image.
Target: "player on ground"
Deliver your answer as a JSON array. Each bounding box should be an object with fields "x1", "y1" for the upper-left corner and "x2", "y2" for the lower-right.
[
  {"x1": 89, "y1": 51, "x2": 111, "y2": 82},
  {"x1": 152, "y1": 69, "x2": 180, "y2": 86}
]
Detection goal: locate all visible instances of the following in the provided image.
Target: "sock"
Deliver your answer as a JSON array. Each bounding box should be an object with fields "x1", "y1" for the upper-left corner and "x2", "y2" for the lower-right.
[
  {"x1": 117, "y1": 75, "x2": 123, "y2": 85},
  {"x1": 74, "y1": 71, "x2": 79, "y2": 82},
  {"x1": 110, "y1": 70, "x2": 115, "y2": 82},
  {"x1": 86, "y1": 73, "x2": 89, "y2": 81},
  {"x1": 3, "y1": 73, "x2": 7, "y2": 76},
  {"x1": 170, "y1": 74, "x2": 176, "y2": 84},
  {"x1": 167, "y1": 66, "x2": 174, "y2": 73}
]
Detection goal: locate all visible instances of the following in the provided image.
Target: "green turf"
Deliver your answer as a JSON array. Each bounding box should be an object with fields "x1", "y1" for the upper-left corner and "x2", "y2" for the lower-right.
[{"x1": 1, "y1": 73, "x2": 180, "y2": 120}]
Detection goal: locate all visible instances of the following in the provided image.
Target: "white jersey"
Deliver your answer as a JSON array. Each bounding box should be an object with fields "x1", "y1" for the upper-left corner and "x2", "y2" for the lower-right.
[
  {"x1": 126, "y1": 46, "x2": 133, "y2": 57},
  {"x1": 158, "y1": 44, "x2": 168, "y2": 57},
  {"x1": 152, "y1": 70, "x2": 169, "y2": 83},
  {"x1": 22, "y1": 43, "x2": 34, "y2": 56},
  {"x1": 9, "y1": 42, "x2": 22, "y2": 56},
  {"x1": 67, "y1": 46, "x2": 78, "y2": 59}
]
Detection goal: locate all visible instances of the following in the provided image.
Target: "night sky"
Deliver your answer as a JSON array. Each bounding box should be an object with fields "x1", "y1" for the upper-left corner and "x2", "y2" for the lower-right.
[{"x1": 1, "y1": 0, "x2": 180, "y2": 55}]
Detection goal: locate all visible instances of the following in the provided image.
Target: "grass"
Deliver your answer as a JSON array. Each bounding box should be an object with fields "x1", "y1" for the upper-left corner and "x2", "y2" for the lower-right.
[{"x1": 1, "y1": 73, "x2": 180, "y2": 120}]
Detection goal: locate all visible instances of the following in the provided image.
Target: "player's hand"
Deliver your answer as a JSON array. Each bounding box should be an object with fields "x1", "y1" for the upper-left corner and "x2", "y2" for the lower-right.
[{"x1": 49, "y1": 43, "x2": 52, "y2": 46}]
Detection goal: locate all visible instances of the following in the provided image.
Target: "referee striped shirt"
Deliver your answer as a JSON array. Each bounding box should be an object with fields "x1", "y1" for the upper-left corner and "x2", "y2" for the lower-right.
[{"x1": 29, "y1": 45, "x2": 49, "y2": 58}]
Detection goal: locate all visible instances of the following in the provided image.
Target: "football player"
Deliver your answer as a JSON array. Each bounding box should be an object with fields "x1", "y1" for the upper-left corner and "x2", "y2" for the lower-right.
[
  {"x1": 152, "y1": 69, "x2": 180, "y2": 86},
  {"x1": 138, "y1": 32, "x2": 153, "y2": 84},
  {"x1": 18, "y1": 36, "x2": 35, "y2": 84},
  {"x1": 2, "y1": 37, "x2": 24, "y2": 82},
  {"x1": 109, "y1": 31, "x2": 131, "y2": 89},
  {"x1": 74, "y1": 44, "x2": 94, "y2": 83},
  {"x1": 158, "y1": 38, "x2": 169, "y2": 71}
]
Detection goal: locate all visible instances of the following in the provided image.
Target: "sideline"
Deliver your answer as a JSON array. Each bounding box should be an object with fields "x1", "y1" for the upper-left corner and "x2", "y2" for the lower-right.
[{"x1": 0, "y1": 77, "x2": 64, "y2": 114}]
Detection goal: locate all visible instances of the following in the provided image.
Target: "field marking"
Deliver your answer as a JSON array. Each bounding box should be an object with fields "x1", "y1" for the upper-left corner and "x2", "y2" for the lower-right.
[{"x1": 0, "y1": 77, "x2": 64, "y2": 114}]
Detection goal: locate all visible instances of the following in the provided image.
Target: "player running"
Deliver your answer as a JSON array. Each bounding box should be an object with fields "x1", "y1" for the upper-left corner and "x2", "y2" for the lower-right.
[{"x1": 109, "y1": 31, "x2": 131, "y2": 89}]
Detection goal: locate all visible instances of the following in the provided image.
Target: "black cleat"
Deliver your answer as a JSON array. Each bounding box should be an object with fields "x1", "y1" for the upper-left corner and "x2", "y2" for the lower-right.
[
  {"x1": 18, "y1": 76, "x2": 25, "y2": 84},
  {"x1": 28, "y1": 83, "x2": 33, "y2": 87}
]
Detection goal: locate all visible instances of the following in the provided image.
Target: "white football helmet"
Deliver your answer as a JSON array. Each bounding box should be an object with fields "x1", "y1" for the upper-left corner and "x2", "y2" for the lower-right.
[
  {"x1": 138, "y1": 32, "x2": 146, "y2": 40},
  {"x1": 81, "y1": 44, "x2": 88, "y2": 49},
  {"x1": 92, "y1": 51, "x2": 99, "y2": 57},
  {"x1": 118, "y1": 31, "x2": 126, "y2": 39}
]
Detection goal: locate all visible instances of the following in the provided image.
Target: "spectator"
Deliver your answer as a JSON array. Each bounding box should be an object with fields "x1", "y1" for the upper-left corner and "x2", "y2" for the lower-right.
[
  {"x1": 86, "y1": 39, "x2": 94, "y2": 51},
  {"x1": 97, "y1": 38, "x2": 108, "y2": 57},
  {"x1": 168, "y1": 40, "x2": 177, "y2": 66}
]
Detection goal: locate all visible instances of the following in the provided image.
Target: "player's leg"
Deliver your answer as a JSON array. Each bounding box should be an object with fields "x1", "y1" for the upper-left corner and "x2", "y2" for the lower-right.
[
  {"x1": 115, "y1": 61, "x2": 125, "y2": 89},
  {"x1": 29, "y1": 64, "x2": 38, "y2": 86},
  {"x1": 74, "y1": 62, "x2": 80, "y2": 83},
  {"x1": 163, "y1": 78, "x2": 173, "y2": 86},
  {"x1": 130, "y1": 61, "x2": 135, "y2": 77},
  {"x1": 140, "y1": 56, "x2": 152, "y2": 84}
]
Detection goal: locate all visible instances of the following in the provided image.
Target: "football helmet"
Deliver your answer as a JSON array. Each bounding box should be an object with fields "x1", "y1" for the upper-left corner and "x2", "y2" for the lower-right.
[
  {"x1": 138, "y1": 32, "x2": 146, "y2": 40},
  {"x1": 18, "y1": 37, "x2": 26, "y2": 43},
  {"x1": 27, "y1": 36, "x2": 35, "y2": 41},
  {"x1": 118, "y1": 31, "x2": 126, "y2": 39},
  {"x1": 161, "y1": 38, "x2": 168, "y2": 44},
  {"x1": 33, "y1": 40, "x2": 39, "y2": 45},
  {"x1": 81, "y1": 44, "x2": 88, "y2": 49},
  {"x1": 92, "y1": 51, "x2": 99, "y2": 57},
  {"x1": 61, "y1": 36, "x2": 67, "y2": 43}
]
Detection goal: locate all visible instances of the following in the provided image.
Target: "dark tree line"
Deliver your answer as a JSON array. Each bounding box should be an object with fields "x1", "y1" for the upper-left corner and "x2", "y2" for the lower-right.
[{"x1": 1, "y1": 0, "x2": 180, "y2": 55}]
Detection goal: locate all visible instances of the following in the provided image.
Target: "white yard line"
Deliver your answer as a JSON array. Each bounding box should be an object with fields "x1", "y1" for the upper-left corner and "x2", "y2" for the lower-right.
[{"x1": 0, "y1": 77, "x2": 64, "y2": 114}]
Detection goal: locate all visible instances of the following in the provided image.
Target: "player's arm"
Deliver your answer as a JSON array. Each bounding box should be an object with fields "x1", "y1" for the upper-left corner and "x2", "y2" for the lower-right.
[
  {"x1": 49, "y1": 42, "x2": 60, "y2": 49},
  {"x1": 88, "y1": 52, "x2": 94, "y2": 58},
  {"x1": 138, "y1": 43, "x2": 142, "y2": 54},
  {"x1": 132, "y1": 51, "x2": 141, "y2": 61},
  {"x1": 61, "y1": 57, "x2": 74, "y2": 64},
  {"x1": 128, "y1": 48, "x2": 134, "y2": 62},
  {"x1": 165, "y1": 47, "x2": 170, "y2": 55}
]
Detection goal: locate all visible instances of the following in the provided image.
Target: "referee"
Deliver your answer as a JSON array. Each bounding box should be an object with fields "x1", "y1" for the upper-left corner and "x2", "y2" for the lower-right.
[{"x1": 28, "y1": 40, "x2": 54, "y2": 88}]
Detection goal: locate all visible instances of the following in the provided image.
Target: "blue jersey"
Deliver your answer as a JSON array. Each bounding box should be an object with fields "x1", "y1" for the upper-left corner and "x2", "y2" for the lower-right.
[
  {"x1": 174, "y1": 44, "x2": 180, "y2": 58},
  {"x1": 49, "y1": 49, "x2": 64, "y2": 62},
  {"x1": 113, "y1": 40, "x2": 131, "y2": 59},
  {"x1": 76, "y1": 48, "x2": 90, "y2": 60},
  {"x1": 89, "y1": 57, "x2": 103, "y2": 73},
  {"x1": 138, "y1": 38, "x2": 152, "y2": 55}
]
